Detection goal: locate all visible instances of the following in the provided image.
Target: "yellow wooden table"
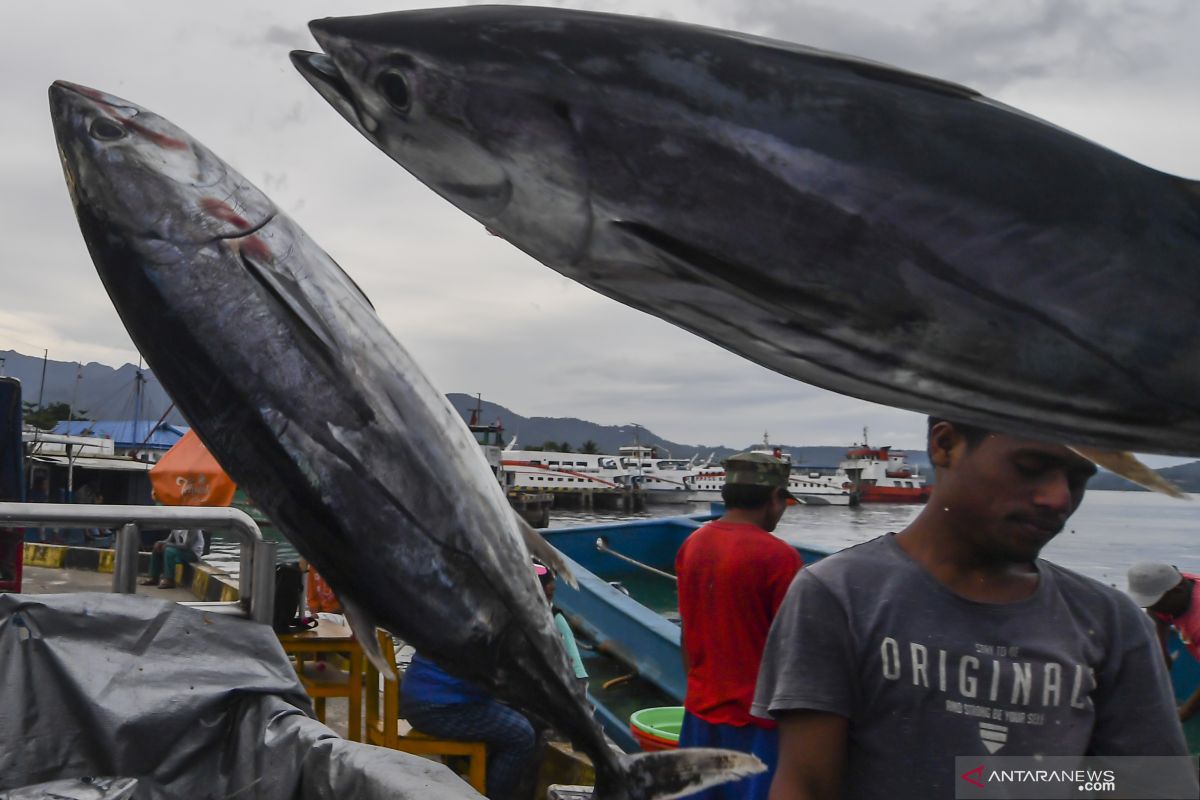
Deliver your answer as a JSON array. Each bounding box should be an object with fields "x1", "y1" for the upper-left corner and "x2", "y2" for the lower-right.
[{"x1": 279, "y1": 620, "x2": 364, "y2": 742}]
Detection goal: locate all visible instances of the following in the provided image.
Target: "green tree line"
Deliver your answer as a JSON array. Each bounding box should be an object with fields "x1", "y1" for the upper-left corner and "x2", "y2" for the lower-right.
[{"x1": 22, "y1": 401, "x2": 88, "y2": 431}]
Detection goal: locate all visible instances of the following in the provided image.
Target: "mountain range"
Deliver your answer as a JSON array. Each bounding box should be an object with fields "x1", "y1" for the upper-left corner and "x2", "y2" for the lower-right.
[
  {"x1": 0, "y1": 349, "x2": 182, "y2": 425},
  {"x1": 446, "y1": 393, "x2": 929, "y2": 470},
  {"x1": 6, "y1": 350, "x2": 1195, "y2": 490}
]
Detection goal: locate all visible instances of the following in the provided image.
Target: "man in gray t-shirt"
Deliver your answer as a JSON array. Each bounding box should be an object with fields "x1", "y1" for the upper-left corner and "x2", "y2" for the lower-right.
[{"x1": 752, "y1": 418, "x2": 1190, "y2": 799}]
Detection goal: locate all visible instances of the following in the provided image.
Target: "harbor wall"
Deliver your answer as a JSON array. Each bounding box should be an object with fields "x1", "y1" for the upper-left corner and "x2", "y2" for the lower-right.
[{"x1": 21, "y1": 542, "x2": 239, "y2": 602}]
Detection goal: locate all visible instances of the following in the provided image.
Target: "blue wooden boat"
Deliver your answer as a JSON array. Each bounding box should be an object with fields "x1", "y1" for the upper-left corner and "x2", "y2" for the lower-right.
[
  {"x1": 542, "y1": 512, "x2": 1200, "y2": 754},
  {"x1": 542, "y1": 511, "x2": 836, "y2": 751}
]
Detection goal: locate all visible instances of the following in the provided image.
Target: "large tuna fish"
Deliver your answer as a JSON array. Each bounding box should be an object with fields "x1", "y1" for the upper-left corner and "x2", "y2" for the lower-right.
[
  {"x1": 49, "y1": 82, "x2": 760, "y2": 800},
  {"x1": 292, "y1": 6, "x2": 1200, "y2": 457}
]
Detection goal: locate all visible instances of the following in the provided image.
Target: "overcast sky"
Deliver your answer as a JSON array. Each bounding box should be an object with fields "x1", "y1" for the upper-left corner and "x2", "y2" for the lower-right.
[{"x1": 3, "y1": 0, "x2": 1198, "y2": 460}]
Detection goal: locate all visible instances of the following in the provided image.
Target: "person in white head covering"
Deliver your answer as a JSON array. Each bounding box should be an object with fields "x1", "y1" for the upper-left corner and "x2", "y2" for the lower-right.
[{"x1": 1127, "y1": 561, "x2": 1200, "y2": 720}]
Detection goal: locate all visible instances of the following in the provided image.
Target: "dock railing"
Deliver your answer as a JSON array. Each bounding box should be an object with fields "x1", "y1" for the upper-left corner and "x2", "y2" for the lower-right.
[{"x1": 0, "y1": 502, "x2": 276, "y2": 625}]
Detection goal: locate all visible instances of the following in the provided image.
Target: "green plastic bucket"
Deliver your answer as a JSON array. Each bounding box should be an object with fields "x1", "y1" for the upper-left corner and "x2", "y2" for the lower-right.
[{"x1": 630, "y1": 706, "x2": 684, "y2": 747}]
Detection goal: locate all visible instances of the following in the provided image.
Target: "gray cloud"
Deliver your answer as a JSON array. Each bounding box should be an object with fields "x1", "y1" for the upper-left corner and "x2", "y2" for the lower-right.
[{"x1": 719, "y1": 0, "x2": 1195, "y2": 91}]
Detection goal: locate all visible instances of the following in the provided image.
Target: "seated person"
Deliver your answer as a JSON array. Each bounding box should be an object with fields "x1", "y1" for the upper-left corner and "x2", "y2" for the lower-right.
[
  {"x1": 1128, "y1": 561, "x2": 1200, "y2": 719},
  {"x1": 535, "y1": 562, "x2": 588, "y2": 687},
  {"x1": 140, "y1": 529, "x2": 204, "y2": 589},
  {"x1": 399, "y1": 651, "x2": 536, "y2": 800}
]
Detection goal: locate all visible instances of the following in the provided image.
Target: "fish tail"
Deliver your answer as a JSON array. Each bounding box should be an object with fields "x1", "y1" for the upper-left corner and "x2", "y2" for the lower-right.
[
  {"x1": 1067, "y1": 446, "x2": 1189, "y2": 499},
  {"x1": 592, "y1": 748, "x2": 765, "y2": 800}
]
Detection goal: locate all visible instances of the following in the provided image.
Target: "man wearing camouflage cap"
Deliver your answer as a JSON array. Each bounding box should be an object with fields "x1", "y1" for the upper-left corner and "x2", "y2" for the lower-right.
[{"x1": 675, "y1": 451, "x2": 804, "y2": 800}]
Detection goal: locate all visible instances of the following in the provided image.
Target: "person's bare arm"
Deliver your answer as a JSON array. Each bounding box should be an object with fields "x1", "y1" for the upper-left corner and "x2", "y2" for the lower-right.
[
  {"x1": 769, "y1": 710, "x2": 848, "y2": 800},
  {"x1": 1179, "y1": 684, "x2": 1200, "y2": 721}
]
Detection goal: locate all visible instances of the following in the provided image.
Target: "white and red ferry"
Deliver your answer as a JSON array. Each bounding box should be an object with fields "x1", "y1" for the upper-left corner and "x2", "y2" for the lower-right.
[
  {"x1": 837, "y1": 429, "x2": 931, "y2": 503},
  {"x1": 683, "y1": 435, "x2": 858, "y2": 506},
  {"x1": 617, "y1": 445, "x2": 697, "y2": 504},
  {"x1": 500, "y1": 445, "x2": 630, "y2": 493}
]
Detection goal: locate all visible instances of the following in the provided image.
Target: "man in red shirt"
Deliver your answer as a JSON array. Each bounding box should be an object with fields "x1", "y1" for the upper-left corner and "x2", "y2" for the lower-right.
[{"x1": 675, "y1": 451, "x2": 804, "y2": 800}]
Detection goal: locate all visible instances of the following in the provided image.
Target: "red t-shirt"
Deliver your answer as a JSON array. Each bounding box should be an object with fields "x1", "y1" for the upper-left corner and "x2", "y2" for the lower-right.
[{"x1": 675, "y1": 520, "x2": 804, "y2": 728}]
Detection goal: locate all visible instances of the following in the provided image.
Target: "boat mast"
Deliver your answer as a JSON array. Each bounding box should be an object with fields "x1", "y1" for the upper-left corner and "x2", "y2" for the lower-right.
[
  {"x1": 36, "y1": 349, "x2": 48, "y2": 410},
  {"x1": 469, "y1": 392, "x2": 482, "y2": 427},
  {"x1": 66, "y1": 362, "x2": 82, "y2": 501},
  {"x1": 132, "y1": 358, "x2": 146, "y2": 451}
]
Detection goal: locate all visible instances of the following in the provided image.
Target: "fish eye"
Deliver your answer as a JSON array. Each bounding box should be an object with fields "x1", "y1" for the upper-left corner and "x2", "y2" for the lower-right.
[
  {"x1": 90, "y1": 118, "x2": 126, "y2": 141},
  {"x1": 376, "y1": 69, "x2": 411, "y2": 112}
]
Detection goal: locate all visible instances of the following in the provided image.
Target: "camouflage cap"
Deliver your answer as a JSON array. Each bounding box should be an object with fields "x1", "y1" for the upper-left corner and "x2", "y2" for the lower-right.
[{"x1": 722, "y1": 452, "x2": 796, "y2": 500}]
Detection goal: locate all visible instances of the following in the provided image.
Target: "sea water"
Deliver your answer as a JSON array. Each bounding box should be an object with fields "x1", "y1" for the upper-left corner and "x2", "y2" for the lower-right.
[
  {"x1": 205, "y1": 490, "x2": 1200, "y2": 589},
  {"x1": 556, "y1": 490, "x2": 1200, "y2": 588}
]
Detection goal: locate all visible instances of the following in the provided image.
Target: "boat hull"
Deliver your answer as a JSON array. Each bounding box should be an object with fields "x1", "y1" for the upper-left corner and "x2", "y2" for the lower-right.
[
  {"x1": 858, "y1": 485, "x2": 932, "y2": 503},
  {"x1": 642, "y1": 489, "x2": 696, "y2": 505},
  {"x1": 686, "y1": 489, "x2": 856, "y2": 506}
]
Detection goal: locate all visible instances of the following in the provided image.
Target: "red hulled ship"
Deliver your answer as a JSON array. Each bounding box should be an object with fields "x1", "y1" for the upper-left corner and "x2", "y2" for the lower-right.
[{"x1": 837, "y1": 429, "x2": 931, "y2": 503}]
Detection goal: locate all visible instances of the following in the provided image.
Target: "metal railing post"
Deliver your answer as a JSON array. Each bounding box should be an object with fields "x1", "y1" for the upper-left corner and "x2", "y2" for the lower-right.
[
  {"x1": 112, "y1": 523, "x2": 140, "y2": 594},
  {"x1": 251, "y1": 539, "x2": 278, "y2": 626},
  {"x1": 239, "y1": 543, "x2": 254, "y2": 614}
]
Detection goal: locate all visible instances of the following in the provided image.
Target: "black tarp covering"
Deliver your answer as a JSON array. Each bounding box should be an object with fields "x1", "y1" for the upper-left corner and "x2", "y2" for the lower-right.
[{"x1": 0, "y1": 593, "x2": 481, "y2": 800}]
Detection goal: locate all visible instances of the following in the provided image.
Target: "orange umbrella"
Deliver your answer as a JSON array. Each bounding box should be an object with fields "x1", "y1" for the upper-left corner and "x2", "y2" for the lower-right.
[{"x1": 150, "y1": 429, "x2": 237, "y2": 507}]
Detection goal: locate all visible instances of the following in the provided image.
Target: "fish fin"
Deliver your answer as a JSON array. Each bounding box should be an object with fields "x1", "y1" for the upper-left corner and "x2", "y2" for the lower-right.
[
  {"x1": 609, "y1": 748, "x2": 765, "y2": 800},
  {"x1": 611, "y1": 220, "x2": 833, "y2": 319},
  {"x1": 1069, "y1": 447, "x2": 1189, "y2": 499},
  {"x1": 239, "y1": 250, "x2": 342, "y2": 361},
  {"x1": 845, "y1": 61, "x2": 979, "y2": 100},
  {"x1": 330, "y1": 255, "x2": 376, "y2": 311},
  {"x1": 339, "y1": 594, "x2": 397, "y2": 680},
  {"x1": 514, "y1": 512, "x2": 578, "y2": 589},
  {"x1": 613, "y1": 219, "x2": 744, "y2": 288}
]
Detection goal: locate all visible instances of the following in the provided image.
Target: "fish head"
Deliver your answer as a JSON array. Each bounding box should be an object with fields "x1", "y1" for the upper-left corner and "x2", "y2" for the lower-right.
[
  {"x1": 49, "y1": 81, "x2": 274, "y2": 262},
  {"x1": 296, "y1": 7, "x2": 600, "y2": 265}
]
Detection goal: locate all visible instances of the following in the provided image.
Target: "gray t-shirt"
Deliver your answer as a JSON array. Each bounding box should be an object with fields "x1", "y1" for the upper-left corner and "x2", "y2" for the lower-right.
[{"x1": 752, "y1": 534, "x2": 1187, "y2": 799}]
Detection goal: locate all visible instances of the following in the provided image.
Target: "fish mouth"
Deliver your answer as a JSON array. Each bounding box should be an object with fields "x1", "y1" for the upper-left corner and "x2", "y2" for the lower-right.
[
  {"x1": 49, "y1": 81, "x2": 139, "y2": 205},
  {"x1": 50, "y1": 80, "x2": 140, "y2": 116},
  {"x1": 49, "y1": 80, "x2": 139, "y2": 152},
  {"x1": 290, "y1": 50, "x2": 379, "y2": 135}
]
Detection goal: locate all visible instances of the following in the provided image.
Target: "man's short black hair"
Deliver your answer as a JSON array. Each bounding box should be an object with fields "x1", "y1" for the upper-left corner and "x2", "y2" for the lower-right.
[
  {"x1": 927, "y1": 416, "x2": 989, "y2": 458},
  {"x1": 721, "y1": 483, "x2": 781, "y2": 509}
]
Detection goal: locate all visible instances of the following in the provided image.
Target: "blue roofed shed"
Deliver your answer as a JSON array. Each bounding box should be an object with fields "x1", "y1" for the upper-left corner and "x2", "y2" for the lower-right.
[{"x1": 51, "y1": 420, "x2": 189, "y2": 455}]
